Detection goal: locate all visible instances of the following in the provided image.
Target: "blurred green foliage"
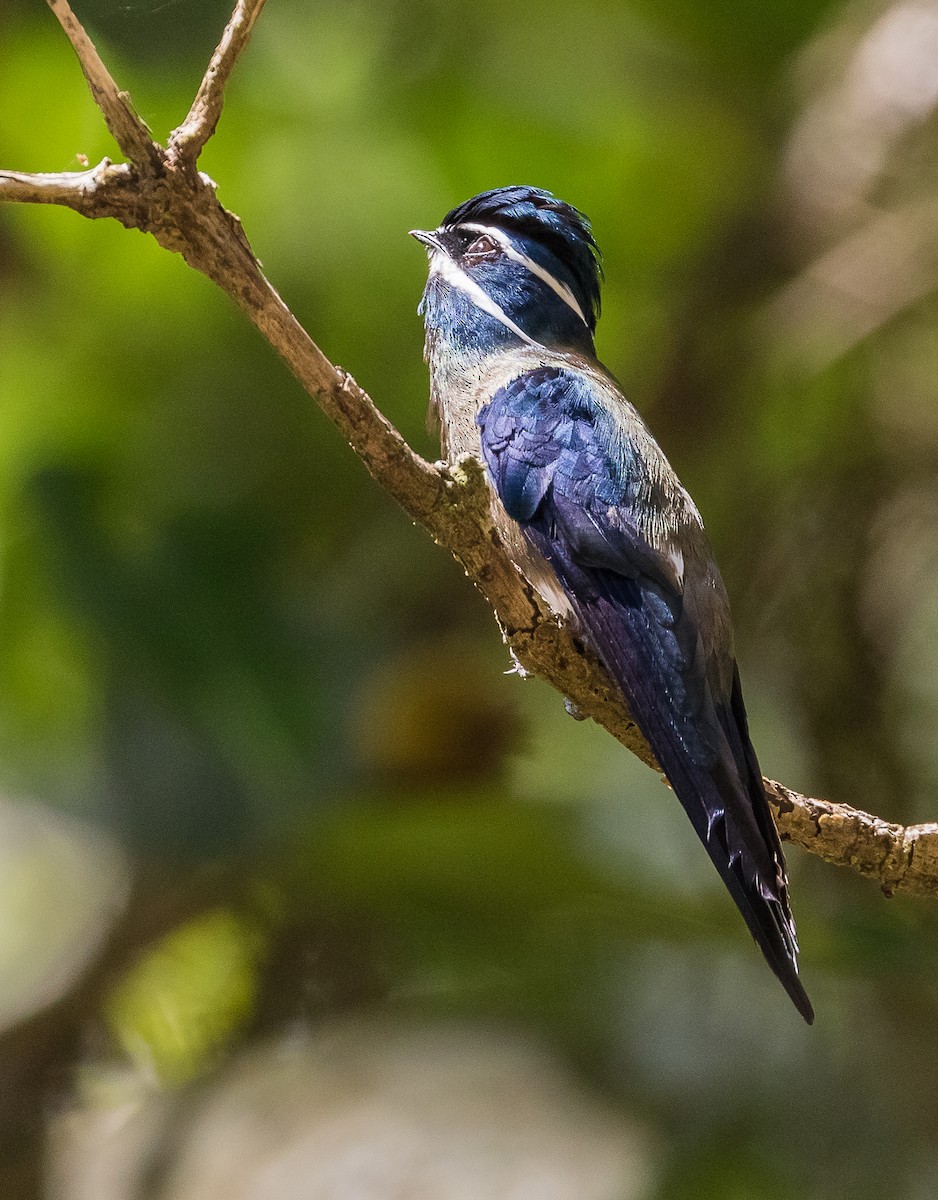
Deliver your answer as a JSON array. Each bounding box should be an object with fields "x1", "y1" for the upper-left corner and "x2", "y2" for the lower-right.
[
  {"x1": 4, "y1": 0, "x2": 938, "y2": 1196},
  {"x1": 104, "y1": 907, "x2": 261, "y2": 1086}
]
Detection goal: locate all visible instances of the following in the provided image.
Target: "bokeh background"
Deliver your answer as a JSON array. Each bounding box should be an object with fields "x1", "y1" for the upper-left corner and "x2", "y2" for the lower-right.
[{"x1": 3, "y1": 0, "x2": 938, "y2": 1196}]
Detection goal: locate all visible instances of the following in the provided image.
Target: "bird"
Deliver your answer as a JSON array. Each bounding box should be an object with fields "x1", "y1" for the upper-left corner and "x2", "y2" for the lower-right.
[{"x1": 410, "y1": 185, "x2": 813, "y2": 1023}]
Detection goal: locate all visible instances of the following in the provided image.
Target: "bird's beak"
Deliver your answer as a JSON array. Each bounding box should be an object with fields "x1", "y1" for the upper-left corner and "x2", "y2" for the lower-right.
[{"x1": 409, "y1": 228, "x2": 442, "y2": 252}]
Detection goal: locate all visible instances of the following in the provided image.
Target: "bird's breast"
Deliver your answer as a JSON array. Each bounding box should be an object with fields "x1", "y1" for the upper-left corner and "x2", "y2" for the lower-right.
[{"x1": 430, "y1": 346, "x2": 557, "y2": 460}]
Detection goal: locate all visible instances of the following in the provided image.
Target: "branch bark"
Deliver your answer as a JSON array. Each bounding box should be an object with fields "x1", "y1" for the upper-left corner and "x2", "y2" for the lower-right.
[
  {"x1": 46, "y1": 0, "x2": 159, "y2": 169},
  {"x1": 171, "y1": 0, "x2": 268, "y2": 163},
  {"x1": 2, "y1": 0, "x2": 936, "y2": 899}
]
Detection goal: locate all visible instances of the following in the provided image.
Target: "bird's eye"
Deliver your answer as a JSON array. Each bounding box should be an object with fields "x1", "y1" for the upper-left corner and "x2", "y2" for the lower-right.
[{"x1": 465, "y1": 234, "x2": 499, "y2": 258}]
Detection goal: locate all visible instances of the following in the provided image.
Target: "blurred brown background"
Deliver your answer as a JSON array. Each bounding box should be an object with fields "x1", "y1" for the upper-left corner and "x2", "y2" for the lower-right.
[{"x1": 2, "y1": 0, "x2": 938, "y2": 1196}]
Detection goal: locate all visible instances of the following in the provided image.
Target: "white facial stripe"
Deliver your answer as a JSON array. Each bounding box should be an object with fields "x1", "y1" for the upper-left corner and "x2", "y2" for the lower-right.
[
  {"x1": 428, "y1": 250, "x2": 544, "y2": 349},
  {"x1": 454, "y1": 222, "x2": 590, "y2": 327}
]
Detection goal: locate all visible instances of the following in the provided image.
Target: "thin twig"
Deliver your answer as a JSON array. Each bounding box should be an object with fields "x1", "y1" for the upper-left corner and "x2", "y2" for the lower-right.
[
  {"x1": 171, "y1": 0, "x2": 268, "y2": 162},
  {"x1": 45, "y1": 0, "x2": 160, "y2": 170},
  {"x1": 2, "y1": 0, "x2": 937, "y2": 899}
]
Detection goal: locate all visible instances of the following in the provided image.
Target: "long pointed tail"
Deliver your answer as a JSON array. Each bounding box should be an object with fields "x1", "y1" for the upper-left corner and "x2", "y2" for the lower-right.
[{"x1": 577, "y1": 583, "x2": 814, "y2": 1023}]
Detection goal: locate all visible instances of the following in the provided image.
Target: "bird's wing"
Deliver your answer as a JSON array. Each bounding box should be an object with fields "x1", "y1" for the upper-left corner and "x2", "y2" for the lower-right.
[{"x1": 477, "y1": 365, "x2": 813, "y2": 1022}]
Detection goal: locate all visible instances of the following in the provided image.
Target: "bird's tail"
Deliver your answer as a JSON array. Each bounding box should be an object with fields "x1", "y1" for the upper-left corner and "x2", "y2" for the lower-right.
[{"x1": 576, "y1": 583, "x2": 814, "y2": 1024}]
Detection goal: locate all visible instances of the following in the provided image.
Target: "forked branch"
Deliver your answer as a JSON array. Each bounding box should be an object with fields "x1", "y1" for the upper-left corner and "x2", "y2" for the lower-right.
[{"x1": 1, "y1": 0, "x2": 936, "y2": 898}]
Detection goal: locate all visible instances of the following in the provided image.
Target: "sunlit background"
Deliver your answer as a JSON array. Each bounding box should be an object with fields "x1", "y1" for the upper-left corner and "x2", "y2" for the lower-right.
[{"x1": 3, "y1": 0, "x2": 938, "y2": 1196}]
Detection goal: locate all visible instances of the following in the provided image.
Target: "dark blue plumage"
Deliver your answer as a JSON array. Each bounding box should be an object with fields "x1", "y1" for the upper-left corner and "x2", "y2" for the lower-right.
[
  {"x1": 442, "y1": 187, "x2": 602, "y2": 331},
  {"x1": 412, "y1": 186, "x2": 813, "y2": 1022},
  {"x1": 478, "y1": 367, "x2": 812, "y2": 1022}
]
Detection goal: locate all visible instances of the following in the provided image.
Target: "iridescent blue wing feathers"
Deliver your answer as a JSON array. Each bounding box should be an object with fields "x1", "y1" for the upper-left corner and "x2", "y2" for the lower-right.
[
  {"x1": 478, "y1": 367, "x2": 813, "y2": 1023},
  {"x1": 482, "y1": 368, "x2": 675, "y2": 587}
]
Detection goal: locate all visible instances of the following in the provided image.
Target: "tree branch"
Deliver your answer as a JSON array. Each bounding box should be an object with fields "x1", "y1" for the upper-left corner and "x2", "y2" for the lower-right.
[
  {"x1": 45, "y1": 0, "x2": 159, "y2": 170},
  {"x1": 766, "y1": 781, "x2": 938, "y2": 897},
  {"x1": 0, "y1": 160, "x2": 137, "y2": 218},
  {"x1": 2, "y1": 0, "x2": 936, "y2": 899},
  {"x1": 170, "y1": 0, "x2": 268, "y2": 163}
]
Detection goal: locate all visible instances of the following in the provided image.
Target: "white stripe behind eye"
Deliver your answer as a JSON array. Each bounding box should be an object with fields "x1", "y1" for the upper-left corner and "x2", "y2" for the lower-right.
[
  {"x1": 455, "y1": 222, "x2": 590, "y2": 327},
  {"x1": 428, "y1": 251, "x2": 544, "y2": 349}
]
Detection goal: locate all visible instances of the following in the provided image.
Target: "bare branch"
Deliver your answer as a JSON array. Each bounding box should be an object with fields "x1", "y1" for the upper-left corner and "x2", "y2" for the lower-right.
[
  {"x1": 767, "y1": 781, "x2": 938, "y2": 897},
  {"x1": 45, "y1": 0, "x2": 159, "y2": 170},
  {"x1": 171, "y1": 0, "x2": 268, "y2": 162},
  {"x1": 2, "y1": 0, "x2": 936, "y2": 900},
  {"x1": 0, "y1": 160, "x2": 136, "y2": 219}
]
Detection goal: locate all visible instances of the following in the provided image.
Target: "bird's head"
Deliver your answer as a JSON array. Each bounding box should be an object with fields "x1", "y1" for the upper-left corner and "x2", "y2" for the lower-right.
[{"x1": 411, "y1": 186, "x2": 601, "y2": 361}]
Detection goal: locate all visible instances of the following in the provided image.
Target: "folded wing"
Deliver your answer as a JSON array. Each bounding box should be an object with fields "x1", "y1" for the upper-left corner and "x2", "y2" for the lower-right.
[{"x1": 478, "y1": 366, "x2": 813, "y2": 1022}]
